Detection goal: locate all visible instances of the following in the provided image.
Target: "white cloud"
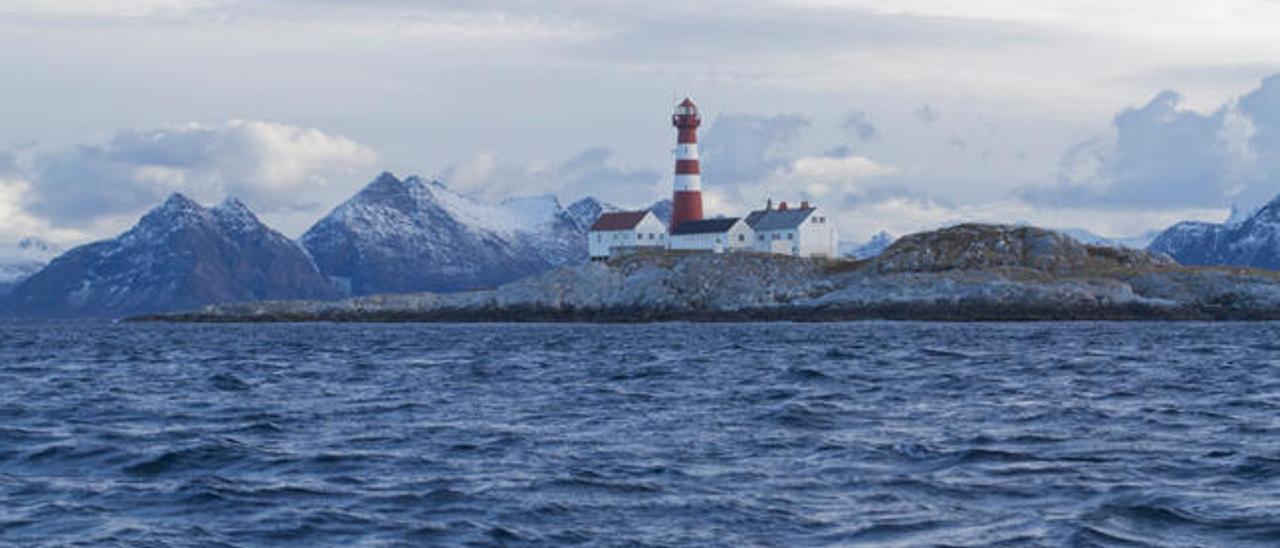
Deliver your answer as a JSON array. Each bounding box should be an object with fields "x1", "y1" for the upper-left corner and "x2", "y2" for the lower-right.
[
  {"x1": 775, "y1": 155, "x2": 898, "y2": 198},
  {"x1": 27, "y1": 119, "x2": 377, "y2": 236},
  {"x1": 831, "y1": 194, "x2": 1227, "y2": 245}
]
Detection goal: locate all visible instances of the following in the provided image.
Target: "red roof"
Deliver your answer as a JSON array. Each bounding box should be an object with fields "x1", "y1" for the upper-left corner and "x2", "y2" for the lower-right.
[
  {"x1": 679, "y1": 97, "x2": 696, "y2": 107},
  {"x1": 589, "y1": 211, "x2": 650, "y2": 231}
]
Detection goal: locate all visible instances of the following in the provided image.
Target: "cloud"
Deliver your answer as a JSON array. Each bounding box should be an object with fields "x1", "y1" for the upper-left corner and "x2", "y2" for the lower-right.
[
  {"x1": 0, "y1": 178, "x2": 86, "y2": 244},
  {"x1": 442, "y1": 147, "x2": 663, "y2": 207},
  {"x1": 700, "y1": 113, "x2": 811, "y2": 186},
  {"x1": 841, "y1": 110, "x2": 877, "y2": 141},
  {"x1": 773, "y1": 155, "x2": 898, "y2": 199},
  {"x1": 26, "y1": 119, "x2": 377, "y2": 232},
  {"x1": 913, "y1": 105, "x2": 940, "y2": 123},
  {"x1": 828, "y1": 193, "x2": 1225, "y2": 246},
  {"x1": 1024, "y1": 75, "x2": 1280, "y2": 210}
]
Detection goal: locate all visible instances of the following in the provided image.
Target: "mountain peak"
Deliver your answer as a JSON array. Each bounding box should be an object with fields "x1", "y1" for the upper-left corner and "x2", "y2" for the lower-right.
[
  {"x1": 217, "y1": 196, "x2": 249, "y2": 211},
  {"x1": 373, "y1": 171, "x2": 401, "y2": 185},
  {"x1": 5, "y1": 193, "x2": 339, "y2": 316},
  {"x1": 212, "y1": 197, "x2": 263, "y2": 232},
  {"x1": 159, "y1": 192, "x2": 203, "y2": 213},
  {"x1": 402, "y1": 174, "x2": 444, "y2": 187}
]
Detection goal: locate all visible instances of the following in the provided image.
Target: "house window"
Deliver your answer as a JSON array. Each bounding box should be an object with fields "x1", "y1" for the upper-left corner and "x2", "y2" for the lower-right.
[
  {"x1": 787, "y1": 233, "x2": 794, "y2": 240},
  {"x1": 758, "y1": 235, "x2": 765, "y2": 241},
  {"x1": 772, "y1": 234, "x2": 780, "y2": 240},
  {"x1": 596, "y1": 234, "x2": 602, "y2": 242},
  {"x1": 637, "y1": 233, "x2": 643, "y2": 241},
  {"x1": 648, "y1": 233, "x2": 655, "y2": 240},
  {"x1": 738, "y1": 234, "x2": 745, "y2": 242}
]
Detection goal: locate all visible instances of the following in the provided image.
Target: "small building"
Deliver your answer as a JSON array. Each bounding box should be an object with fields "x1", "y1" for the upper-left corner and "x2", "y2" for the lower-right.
[
  {"x1": 744, "y1": 200, "x2": 838, "y2": 257},
  {"x1": 668, "y1": 217, "x2": 755, "y2": 253},
  {"x1": 588, "y1": 210, "x2": 667, "y2": 260}
]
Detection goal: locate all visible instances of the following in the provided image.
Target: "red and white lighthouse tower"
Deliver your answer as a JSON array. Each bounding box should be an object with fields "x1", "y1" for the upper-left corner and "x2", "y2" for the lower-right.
[{"x1": 670, "y1": 98, "x2": 704, "y2": 229}]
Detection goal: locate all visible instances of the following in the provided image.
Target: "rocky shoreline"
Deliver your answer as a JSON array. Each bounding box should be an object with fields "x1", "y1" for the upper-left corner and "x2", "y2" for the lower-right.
[{"x1": 131, "y1": 224, "x2": 1280, "y2": 323}]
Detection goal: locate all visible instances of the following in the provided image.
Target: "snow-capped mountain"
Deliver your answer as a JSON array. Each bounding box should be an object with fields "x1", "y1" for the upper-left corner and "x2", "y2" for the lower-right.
[
  {"x1": 0, "y1": 237, "x2": 62, "y2": 295},
  {"x1": 648, "y1": 199, "x2": 674, "y2": 226},
  {"x1": 1055, "y1": 228, "x2": 1159, "y2": 250},
  {"x1": 842, "y1": 231, "x2": 895, "y2": 259},
  {"x1": 566, "y1": 197, "x2": 619, "y2": 231},
  {"x1": 300, "y1": 172, "x2": 606, "y2": 295},
  {"x1": 1148, "y1": 194, "x2": 1280, "y2": 269},
  {"x1": 3, "y1": 194, "x2": 339, "y2": 317}
]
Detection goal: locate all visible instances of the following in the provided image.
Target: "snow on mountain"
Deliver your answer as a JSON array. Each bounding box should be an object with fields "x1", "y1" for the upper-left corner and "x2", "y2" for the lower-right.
[
  {"x1": 301, "y1": 172, "x2": 614, "y2": 296},
  {"x1": 841, "y1": 231, "x2": 895, "y2": 259},
  {"x1": 1226, "y1": 203, "x2": 1262, "y2": 227},
  {"x1": 566, "y1": 197, "x2": 619, "y2": 231},
  {"x1": 1007, "y1": 226, "x2": 1156, "y2": 250},
  {"x1": 1149, "y1": 193, "x2": 1280, "y2": 270},
  {"x1": 2, "y1": 194, "x2": 339, "y2": 316},
  {"x1": 648, "y1": 199, "x2": 673, "y2": 226}
]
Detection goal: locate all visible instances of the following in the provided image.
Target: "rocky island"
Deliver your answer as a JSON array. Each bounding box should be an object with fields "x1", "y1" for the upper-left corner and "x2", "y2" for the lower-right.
[{"x1": 133, "y1": 224, "x2": 1280, "y2": 322}]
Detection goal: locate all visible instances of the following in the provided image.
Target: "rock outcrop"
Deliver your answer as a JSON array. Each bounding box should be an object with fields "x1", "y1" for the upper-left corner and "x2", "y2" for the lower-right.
[{"x1": 138, "y1": 224, "x2": 1280, "y2": 322}]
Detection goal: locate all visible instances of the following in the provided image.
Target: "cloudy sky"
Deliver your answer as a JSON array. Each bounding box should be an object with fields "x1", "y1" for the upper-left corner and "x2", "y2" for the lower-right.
[{"x1": 3, "y1": 0, "x2": 1280, "y2": 245}]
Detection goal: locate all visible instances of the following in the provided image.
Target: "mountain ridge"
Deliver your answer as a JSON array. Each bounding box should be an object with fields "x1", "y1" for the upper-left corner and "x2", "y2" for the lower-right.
[
  {"x1": 3, "y1": 193, "x2": 340, "y2": 317},
  {"x1": 1149, "y1": 194, "x2": 1280, "y2": 269}
]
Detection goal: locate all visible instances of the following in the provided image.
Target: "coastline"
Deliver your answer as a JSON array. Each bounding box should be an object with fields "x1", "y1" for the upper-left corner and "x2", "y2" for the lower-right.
[{"x1": 126, "y1": 224, "x2": 1280, "y2": 324}]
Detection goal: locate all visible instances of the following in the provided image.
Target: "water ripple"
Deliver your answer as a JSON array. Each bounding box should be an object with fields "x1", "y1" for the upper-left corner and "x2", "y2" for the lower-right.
[{"x1": 3, "y1": 320, "x2": 1280, "y2": 545}]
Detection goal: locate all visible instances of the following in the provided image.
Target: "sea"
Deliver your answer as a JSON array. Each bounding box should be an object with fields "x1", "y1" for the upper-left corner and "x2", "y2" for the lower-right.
[{"x1": 2, "y1": 320, "x2": 1280, "y2": 546}]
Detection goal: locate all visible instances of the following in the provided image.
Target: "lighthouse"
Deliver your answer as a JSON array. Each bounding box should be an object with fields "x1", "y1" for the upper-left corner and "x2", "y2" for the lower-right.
[{"x1": 670, "y1": 98, "x2": 704, "y2": 229}]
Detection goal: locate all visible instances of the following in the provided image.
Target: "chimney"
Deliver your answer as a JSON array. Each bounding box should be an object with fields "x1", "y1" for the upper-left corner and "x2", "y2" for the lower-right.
[
  {"x1": 779, "y1": 201, "x2": 788, "y2": 211},
  {"x1": 800, "y1": 200, "x2": 810, "y2": 209}
]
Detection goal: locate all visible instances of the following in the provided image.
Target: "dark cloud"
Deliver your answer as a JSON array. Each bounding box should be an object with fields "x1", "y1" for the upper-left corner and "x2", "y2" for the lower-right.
[
  {"x1": 822, "y1": 145, "x2": 855, "y2": 159},
  {"x1": 1021, "y1": 74, "x2": 1280, "y2": 211},
  {"x1": 1239, "y1": 74, "x2": 1280, "y2": 181},
  {"x1": 556, "y1": 147, "x2": 662, "y2": 203},
  {"x1": 700, "y1": 113, "x2": 810, "y2": 187},
  {"x1": 841, "y1": 110, "x2": 877, "y2": 141},
  {"x1": 0, "y1": 149, "x2": 21, "y2": 179},
  {"x1": 913, "y1": 105, "x2": 940, "y2": 123},
  {"x1": 1021, "y1": 82, "x2": 1269, "y2": 209},
  {"x1": 441, "y1": 146, "x2": 662, "y2": 208}
]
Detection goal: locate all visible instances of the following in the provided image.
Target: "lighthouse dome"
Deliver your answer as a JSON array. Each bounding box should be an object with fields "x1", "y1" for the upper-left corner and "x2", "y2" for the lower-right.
[{"x1": 675, "y1": 98, "x2": 698, "y2": 116}]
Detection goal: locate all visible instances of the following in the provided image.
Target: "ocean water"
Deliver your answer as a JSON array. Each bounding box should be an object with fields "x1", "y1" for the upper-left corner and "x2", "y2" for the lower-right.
[{"x1": 2, "y1": 321, "x2": 1280, "y2": 546}]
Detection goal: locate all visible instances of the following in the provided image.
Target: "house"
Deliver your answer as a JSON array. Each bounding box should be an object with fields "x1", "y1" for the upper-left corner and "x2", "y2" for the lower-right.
[
  {"x1": 588, "y1": 210, "x2": 668, "y2": 260},
  {"x1": 668, "y1": 217, "x2": 754, "y2": 253},
  {"x1": 744, "y1": 200, "x2": 838, "y2": 257}
]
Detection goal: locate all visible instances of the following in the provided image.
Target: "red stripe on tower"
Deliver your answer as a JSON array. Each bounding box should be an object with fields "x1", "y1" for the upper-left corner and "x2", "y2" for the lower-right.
[{"x1": 671, "y1": 98, "x2": 703, "y2": 229}]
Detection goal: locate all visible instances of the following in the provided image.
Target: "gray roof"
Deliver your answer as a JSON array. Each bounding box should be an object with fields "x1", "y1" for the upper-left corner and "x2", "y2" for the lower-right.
[
  {"x1": 743, "y1": 208, "x2": 815, "y2": 231},
  {"x1": 671, "y1": 217, "x2": 742, "y2": 235}
]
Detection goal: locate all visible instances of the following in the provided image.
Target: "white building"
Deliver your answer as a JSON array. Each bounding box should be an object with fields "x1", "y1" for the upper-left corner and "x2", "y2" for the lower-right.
[
  {"x1": 669, "y1": 217, "x2": 755, "y2": 253},
  {"x1": 744, "y1": 201, "x2": 838, "y2": 257},
  {"x1": 588, "y1": 210, "x2": 668, "y2": 260}
]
